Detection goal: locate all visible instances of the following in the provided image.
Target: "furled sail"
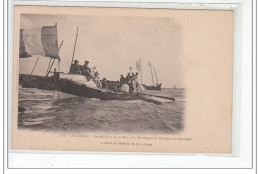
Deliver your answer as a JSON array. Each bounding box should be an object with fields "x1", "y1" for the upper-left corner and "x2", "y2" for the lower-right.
[{"x1": 19, "y1": 25, "x2": 59, "y2": 59}]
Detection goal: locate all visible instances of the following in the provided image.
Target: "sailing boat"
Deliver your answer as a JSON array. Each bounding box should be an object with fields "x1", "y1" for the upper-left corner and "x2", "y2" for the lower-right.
[
  {"x1": 141, "y1": 61, "x2": 162, "y2": 90},
  {"x1": 19, "y1": 24, "x2": 62, "y2": 90},
  {"x1": 19, "y1": 25, "x2": 122, "y2": 99},
  {"x1": 19, "y1": 24, "x2": 173, "y2": 105}
]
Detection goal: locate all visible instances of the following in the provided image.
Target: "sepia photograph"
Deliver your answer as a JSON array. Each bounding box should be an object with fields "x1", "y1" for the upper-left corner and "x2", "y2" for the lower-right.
[
  {"x1": 12, "y1": 6, "x2": 233, "y2": 153},
  {"x1": 18, "y1": 13, "x2": 185, "y2": 134}
]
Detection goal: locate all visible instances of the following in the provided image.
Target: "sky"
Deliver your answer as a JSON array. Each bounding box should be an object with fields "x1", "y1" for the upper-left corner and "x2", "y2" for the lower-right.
[{"x1": 19, "y1": 14, "x2": 184, "y2": 88}]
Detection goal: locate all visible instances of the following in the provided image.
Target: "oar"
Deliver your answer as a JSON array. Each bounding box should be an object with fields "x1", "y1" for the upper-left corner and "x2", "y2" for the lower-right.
[
  {"x1": 104, "y1": 88, "x2": 163, "y2": 105},
  {"x1": 142, "y1": 93, "x2": 175, "y2": 101},
  {"x1": 135, "y1": 94, "x2": 162, "y2": 105},
  {"x1": 128, "y1": 93, "x2": 162, "y2": 105}
]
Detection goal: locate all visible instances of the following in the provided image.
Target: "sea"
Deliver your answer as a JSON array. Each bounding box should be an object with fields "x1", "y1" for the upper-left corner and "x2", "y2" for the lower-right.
[{"x1": 18, "y1": 86, "x2": 186, "y2": 134}]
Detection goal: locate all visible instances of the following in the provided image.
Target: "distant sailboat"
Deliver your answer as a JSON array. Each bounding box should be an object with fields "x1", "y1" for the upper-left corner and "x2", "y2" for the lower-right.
[
  {"x1": 173, "y1": 85, "x2": 176, "y2": 89},
  {"x1": 141, "y1": 61, "x2": 162, "y2": 90}
]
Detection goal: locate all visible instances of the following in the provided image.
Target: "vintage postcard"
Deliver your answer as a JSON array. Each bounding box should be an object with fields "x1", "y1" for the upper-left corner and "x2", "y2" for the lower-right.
[{"x1": 12, "y1": 6, "x2": 233, "y2": 153}]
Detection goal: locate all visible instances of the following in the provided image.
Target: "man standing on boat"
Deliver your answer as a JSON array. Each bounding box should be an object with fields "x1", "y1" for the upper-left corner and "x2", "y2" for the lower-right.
[
  {"x1": 125, "y1": 73, "x2": 131, "y2": 83},
  {"x1": 93, "y1": 71, "x2": 102, "y2": 88},
  {"x1": 70, "y1": 60, "x2": 81, "y2": 74},
  {"x1": 81, "y1": 60, "x2": 92, "y2": 80},
  {"x1": 127, "y1": 76, "x2": 134, "y2": 93},
  {"x1": 120, "y1": 75, "x2": 126, "y2": 85},
  {"x1": 134, "y1": 72, "x2": 143, "y2": 93},
  {"x1": 131, "y1": 73, "x2": 137, "y2": 92},
  {"x1": 82, "y1": 61, "x2": 91, "y2": 73}
]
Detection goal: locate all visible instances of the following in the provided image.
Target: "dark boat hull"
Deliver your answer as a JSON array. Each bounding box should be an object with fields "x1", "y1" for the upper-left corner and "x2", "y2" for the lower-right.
[
  {"x1": 58, "y1": 78, "x2": 102, "y2": 99},
  {"x1": 19, "y1": 74, "x2": 56, "y2": 90},
  {"x1": 19, "y1": 74, "x2": 138, "y2": 101},
  {"x1": 19, "y1": 74, "x2": 171, "y2": 104},
  {"x1": 58, "y1": 78, "x2": 137, "y2": 101},
  {"x1": 142, "y1": 83, "x2": 162, "y2": 90}
]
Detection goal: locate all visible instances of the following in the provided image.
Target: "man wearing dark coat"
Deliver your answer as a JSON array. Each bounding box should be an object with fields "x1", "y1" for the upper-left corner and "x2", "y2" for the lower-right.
[
  {"x1": 81, "y1": 60, "x2": 93, "y2": 80},
  {"x1": 120, "y1": 75, "x2": 126, "y2": 85},
  {"x1": 70, "y1": 60, "x2": 81, "y2": 74},
  {"x1": 125, "y1": 73, "x2": 131, "y2": 84},
  {"x1": 82, "y1": 61, "x2": 91, "y2": 73}
]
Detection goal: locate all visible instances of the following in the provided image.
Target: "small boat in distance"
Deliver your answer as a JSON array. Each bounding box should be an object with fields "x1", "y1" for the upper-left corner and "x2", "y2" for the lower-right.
[
  {"x1": 142, "y1": 83, "x2": 162, "y2": 90},
  {"x1": 173, "y1": 85, "x2": 177, "y2": 89},
  {"x1": 141, "y1": 61, "x2": 162, "y2": 90}
]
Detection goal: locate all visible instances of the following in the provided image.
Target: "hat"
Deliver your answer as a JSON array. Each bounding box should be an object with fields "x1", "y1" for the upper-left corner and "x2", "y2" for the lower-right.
[
  {"x1": 85, "y1": 61, "x2": 89, "y2": 63},
  {"x1": 74, "y1": 60, "x2": 79, "y2": 63},
  {"x1": 120, "y1": 75, "x2": 123, "y2": 76}
]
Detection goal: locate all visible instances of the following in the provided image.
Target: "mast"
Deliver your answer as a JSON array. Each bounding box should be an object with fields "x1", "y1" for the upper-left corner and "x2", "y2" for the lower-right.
[
  {"x1": 153, "y1": 66, "x2": 159, "y2": 84},
  {"x1": 31, "y1": 57, "x2": 40, "y2": 75},
  {"x1": 57, "y1": 40, "x2": 63, "y2": 72},
  {"x1": 46, "y1": 40, "x2": 63, "y2": 76},
  {"x1": 58, "y1": 58, "x2": 61, "y2": 72},
  {"x1": 46, "y1": 58, "x2": 52, "y2": 75},
  {"x1": 149, "y1": 61, "x2": 154, "y2": 86},
  {"x1": 70, "y1": 27, "x2": 79, "y2": 66},
  {"x1": 47, "y1": 59, "x2": 56, "y2": 76}
]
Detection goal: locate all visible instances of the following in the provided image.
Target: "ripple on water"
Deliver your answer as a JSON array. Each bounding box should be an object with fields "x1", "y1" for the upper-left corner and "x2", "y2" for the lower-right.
[{"x1": 18, "y1": 87, "x2": 186, "y2": 133}]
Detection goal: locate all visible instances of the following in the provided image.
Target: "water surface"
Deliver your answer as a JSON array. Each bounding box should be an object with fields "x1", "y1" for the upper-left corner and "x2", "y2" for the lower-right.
[{"x1": 18, "y1": 87, "x2": 186, "y2": 134}]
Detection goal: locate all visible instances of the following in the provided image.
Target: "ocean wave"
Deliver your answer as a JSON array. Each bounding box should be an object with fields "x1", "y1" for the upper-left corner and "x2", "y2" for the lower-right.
[
  {"x1": 18, "y1": 88, "x2": 186, "y2": 133},
  {"x1": 125, "y1": 100, "x2": 143, "y2": 104}
]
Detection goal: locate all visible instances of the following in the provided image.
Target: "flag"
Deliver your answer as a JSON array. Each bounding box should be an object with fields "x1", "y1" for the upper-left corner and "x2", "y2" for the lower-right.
[
  {"x1": 148, "y1": 61, "x2": 151, "y2": 66},
  {"x1": 19, "y1": 25, "x2": 59, "y2": 59},
  {"x1": 136, "y1": 60, "x2": 141, "y2": 71}
]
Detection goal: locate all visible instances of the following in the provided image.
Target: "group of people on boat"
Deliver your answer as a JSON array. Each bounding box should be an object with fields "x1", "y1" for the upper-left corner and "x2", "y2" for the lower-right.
[
  {"x1": 69, "y1": 60, "x2": 102, "y2": 88},
  {"x1": 119, "y1": 72, "x2": 143, "y2": 93},
  {"x1": 99, "y1": 73, "x2": 142, "y2": 93},
  {"x1": 69, "y1": 60, "x2": 143, "y2": 93},
  {"x1": 100, "y1": 78, "x2": 121, "y2": 91}
]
